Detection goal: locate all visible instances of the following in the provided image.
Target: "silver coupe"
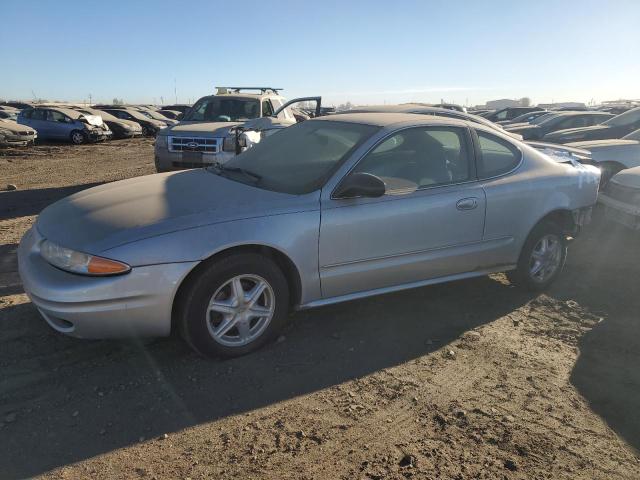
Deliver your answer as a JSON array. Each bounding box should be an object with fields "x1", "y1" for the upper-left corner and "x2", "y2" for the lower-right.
[{"x1": 18, "y1": 113, "x2": 600, "y2": 357}]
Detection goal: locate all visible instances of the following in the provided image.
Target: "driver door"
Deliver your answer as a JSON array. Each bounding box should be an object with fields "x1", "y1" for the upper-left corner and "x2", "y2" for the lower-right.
[{"x1": 319, "y1": 126, "x2": 486, "y2": 299}]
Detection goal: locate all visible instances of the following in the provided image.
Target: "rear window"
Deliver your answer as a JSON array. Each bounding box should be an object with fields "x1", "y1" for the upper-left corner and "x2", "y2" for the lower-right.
[{"x1": 476, "y1": 131, "x2": 521, "y2": 178}]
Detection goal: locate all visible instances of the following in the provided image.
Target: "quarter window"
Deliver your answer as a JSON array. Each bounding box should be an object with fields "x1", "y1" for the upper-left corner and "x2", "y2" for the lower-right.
[
  {"x1": 353, "y1": 127, "x2": 472, "y2": 192},
  {"x1": 262, "y1": 100, "x2": 274, "y2": 117},
  {"x1": 476, "y1": 131, "x2": 521, "y2": 178}
]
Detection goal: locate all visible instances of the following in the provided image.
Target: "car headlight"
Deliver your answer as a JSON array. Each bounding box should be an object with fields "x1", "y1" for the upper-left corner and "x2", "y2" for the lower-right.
[{"x1": 40, "y1": 239, "x2": 130, "y2": 276}]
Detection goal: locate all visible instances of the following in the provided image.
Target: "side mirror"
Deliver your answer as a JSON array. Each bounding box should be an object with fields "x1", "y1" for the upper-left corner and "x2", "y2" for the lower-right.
[{"x1": 334, "y1": 172, "x2": 385, "y2": 199}]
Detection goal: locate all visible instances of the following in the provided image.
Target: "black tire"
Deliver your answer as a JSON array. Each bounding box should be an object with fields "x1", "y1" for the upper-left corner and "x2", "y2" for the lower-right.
[
  {"x1": 142, "y1": 125, "x2": 155, "y2": 137},
  {"x1": 178, "y1": 253, "x2": 290, "y2": 358},
  {"x1": 507, "y1": 221, "x2": 567, "y2": 291},
  {"x1": 70, "y1": 130, "x2": 86, "y2": 145}
]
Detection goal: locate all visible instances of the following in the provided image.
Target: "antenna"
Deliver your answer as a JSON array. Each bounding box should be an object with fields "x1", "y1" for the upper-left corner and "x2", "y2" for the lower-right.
[{"x1": 174, "y1": 79, "x2": 177, "y2": 103}]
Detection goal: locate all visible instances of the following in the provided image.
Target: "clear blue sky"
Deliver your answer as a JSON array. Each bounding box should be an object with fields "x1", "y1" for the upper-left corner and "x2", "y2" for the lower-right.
[{"x1": 2, "y1": 0, "x2": 639, "y2": 107}]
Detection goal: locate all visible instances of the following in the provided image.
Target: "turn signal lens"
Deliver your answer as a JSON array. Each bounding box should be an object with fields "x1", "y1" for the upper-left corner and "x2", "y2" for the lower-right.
[{"x1": 87, "y1": 256, "x2": 131, "y2": 275}]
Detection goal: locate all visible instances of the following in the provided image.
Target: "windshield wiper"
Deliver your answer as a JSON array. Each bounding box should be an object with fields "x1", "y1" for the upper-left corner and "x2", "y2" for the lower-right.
[{"x1": 212, "y1": 163, "x2": 262, "y2": 183}]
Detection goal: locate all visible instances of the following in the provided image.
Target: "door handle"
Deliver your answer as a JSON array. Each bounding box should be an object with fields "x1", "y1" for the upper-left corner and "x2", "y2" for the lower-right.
[{"x1": 456, "y1": 197, "x2": 478, "y2": 211}]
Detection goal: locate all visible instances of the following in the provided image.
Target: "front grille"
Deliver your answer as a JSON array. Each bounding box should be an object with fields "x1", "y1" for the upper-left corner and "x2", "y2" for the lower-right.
[
  {"x1": 604, "y1": 182, "x2": 638, "y2": 204},
  {"x1": 169, "y1": 136, "x2": 220, "y2": 153},
  {"x1": 172, "y1": 162, "x2": 210, "y2": 169}
]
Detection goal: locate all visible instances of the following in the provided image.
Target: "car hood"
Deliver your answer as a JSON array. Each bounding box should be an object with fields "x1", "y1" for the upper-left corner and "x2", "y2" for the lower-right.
[
  {"x1": 610, "y1": 167, "x2": 640, "y2": 188},
  {"x1": 162, "y1": 121, "x2": 243, "y2": 137},
  {"x1": 0, "y1": 119, "x2": 36, "y2": 134},
  {"x1": 545, "y1": 125, "x2": 610, "y2": 140},
  {"x1": 566, "y1": 139, "x2": 638, "y2": 150},
  {"x1": 110, "y1": 118, "x2": 142, "y2": 130},
  {"x1": 506, "y1": 124, "x2": 539, "y2": 134},
  {"x1": 36, "y1": 169, "x2": 318, "y2": 255}
]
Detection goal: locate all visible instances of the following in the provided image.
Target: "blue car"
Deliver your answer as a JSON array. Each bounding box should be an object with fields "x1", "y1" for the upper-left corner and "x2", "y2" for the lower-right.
[{"x1": 18, "y1": 107, "x2": 112, "y2": 144}]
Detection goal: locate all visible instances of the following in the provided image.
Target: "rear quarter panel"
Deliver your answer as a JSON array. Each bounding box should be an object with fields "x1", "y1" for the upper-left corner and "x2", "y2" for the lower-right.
[{"x1": 482, "y1": 145, "x2": 599, "y2": 263}]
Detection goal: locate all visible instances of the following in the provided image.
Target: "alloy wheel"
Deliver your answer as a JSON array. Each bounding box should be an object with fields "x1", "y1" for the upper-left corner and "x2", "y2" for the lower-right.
[
  {"x1": 205, "y1": 274, "x2": 275, "y2": 347},
  {"x1": 528, "y1": 234, "x2": 562, "y2": 283}
]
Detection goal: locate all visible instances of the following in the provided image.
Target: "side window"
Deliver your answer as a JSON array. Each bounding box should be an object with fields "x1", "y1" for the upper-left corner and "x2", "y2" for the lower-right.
[
  {"x1": 22, "y1": 109, "x2": 33, "y2": 119},
  {"x1": 31, "y1": 109, "x2": 47, "y2": 121},
  {"x1": 261, "y1": 100, "x2": 274, "y2": 117},
  {"x1": 494, "y1": 110, "x2": 509, "y2": 120},
  {"x1": 47, "y1": 110, "x2": 69, "y2": 123},
  {"x1": 353, "y1": 127, "x2": 471, "y2": 192},
  {"x1": 476, "y1": 131, "x2": 521, "y2": 178}
]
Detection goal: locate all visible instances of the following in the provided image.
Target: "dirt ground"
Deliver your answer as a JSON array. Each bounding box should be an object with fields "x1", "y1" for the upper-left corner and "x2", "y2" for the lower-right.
[{"x1": 1, "y1": 139, "x2": 639, "y2": 480}]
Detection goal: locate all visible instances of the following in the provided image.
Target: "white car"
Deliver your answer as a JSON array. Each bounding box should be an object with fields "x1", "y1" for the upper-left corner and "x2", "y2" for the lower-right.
[
  {"x1": 599, "y1": 166, "x2": 640, "y2": 230},
  {"x1": 568, "y1": 129, "x2": 640, "y2": 184}
]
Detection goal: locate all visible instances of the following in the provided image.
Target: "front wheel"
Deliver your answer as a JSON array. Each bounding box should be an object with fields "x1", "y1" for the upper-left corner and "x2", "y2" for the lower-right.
[
  {"x1": 70, "y1": 130, "x2": 86, "y2": 145},
  {"x1": 507, "y1": 222, "x2": 567, "y2": 291},
  {"x1": 178, "y1": 254, "x2": 290, "y2": 358}
]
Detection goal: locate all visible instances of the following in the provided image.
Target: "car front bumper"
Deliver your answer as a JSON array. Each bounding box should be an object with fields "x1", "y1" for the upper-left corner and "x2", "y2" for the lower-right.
[
  {"x1": 87, "y1": 130, "x2": 113, "y2": 142},
  {"x1": 154, "y1": 145, "x2": 236, "y2": 171},
  {"x1": 598, "y1": 193, "x2": 640, "y2": 230},
  {"x1": 0, "y1": 132, "x2": 37, "y2": 146},
  {"x1": 18, "y1": 227, "x2": 197, "y2": 339}
]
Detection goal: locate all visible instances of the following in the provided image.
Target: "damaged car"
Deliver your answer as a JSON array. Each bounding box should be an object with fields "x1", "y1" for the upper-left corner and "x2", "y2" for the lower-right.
[
  {"x1": 566, "y1": 129, "x2": 640, "y2": 184},
  {"x1": 17, "y1": 107, "x2": 111, "y2": 144},
  {"x1": 94, "y1": 107, "x2": 167, "y2": 136},
  {"x1": 506, "y1": 111, "x2": 613, "y2": 140},
  {"x1": 71, "y1": 107, "x2": 143, "y2": 139},
  {"x1": 543, "y1": 107, "x2": 640, "y2": 143},
  {"x1": 0, "y1": 118, "x2": 37, "y2": 147},
  {"x1": 19, "y1": 113, "x2": 600, "y2": 358},
  {"x1": 598, "y1": 166, "x2": 640, "y2": 230}
]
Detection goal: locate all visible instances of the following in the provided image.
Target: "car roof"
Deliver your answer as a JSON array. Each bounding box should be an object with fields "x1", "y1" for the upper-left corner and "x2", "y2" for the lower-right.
[
  {"x1": 315, "y1": 112, "x2": 470, "y2": 128},
  {"x1": 32, "y1": 106, "x2": 83, "y2": 118}
]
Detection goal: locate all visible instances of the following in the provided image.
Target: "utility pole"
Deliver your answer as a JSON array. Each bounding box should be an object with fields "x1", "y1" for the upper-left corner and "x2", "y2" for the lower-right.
[{"x1": 89, "y1": 93, "x2": 92, "y2": 106}]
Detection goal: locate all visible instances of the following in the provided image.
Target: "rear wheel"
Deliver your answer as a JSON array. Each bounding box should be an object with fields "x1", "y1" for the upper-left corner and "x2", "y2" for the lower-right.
[
  {"x1": 142, "y1": 125, "x2": 154, "y2": 136},
  {"x1": 70, "y1": 130, "x2": 86, "y2": 145},
  {"x1": 507, "y1": 221, "x2": 567, "y2": 291},
  {"x1": 178, "y1": 253, "x2": 290, "y2": 358}
]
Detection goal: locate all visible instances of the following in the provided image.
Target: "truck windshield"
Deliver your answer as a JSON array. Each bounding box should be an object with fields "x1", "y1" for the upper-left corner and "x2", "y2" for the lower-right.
[{"x1": 184, "y1": 97, "x2": 261, "y2": 122}]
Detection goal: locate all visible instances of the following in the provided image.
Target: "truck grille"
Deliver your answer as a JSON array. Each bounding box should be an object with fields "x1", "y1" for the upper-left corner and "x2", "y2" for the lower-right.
[
  {"x1": 604, "y1": 182, "x2": 638, "y2": 204},
  {"x1": 169, "y1": 136, "x2": 220, "y2": 153}
]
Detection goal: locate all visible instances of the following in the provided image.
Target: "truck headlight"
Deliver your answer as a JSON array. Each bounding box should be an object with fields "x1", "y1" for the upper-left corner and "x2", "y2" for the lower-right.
[
  {"x1": 40, "y1": 239, "x2": 130, "y2": 276},
  {"x1": 223, "y1": 135, "x2": 246, "y2": 152},
  {"x1": 155, "y1": 135, "x2": 167, "y2": 148}
]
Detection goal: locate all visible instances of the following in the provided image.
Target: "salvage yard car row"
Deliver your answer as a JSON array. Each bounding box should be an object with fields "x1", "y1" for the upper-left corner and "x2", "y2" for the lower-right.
[{"x1": 0, "y1": 102, "x2": 187, "y2": 146}]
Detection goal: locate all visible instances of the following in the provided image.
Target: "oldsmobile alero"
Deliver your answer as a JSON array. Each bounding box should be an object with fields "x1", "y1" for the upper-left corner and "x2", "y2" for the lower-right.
[{"x1": 18, "y1": 113, "x2": 600, "y2": 357}]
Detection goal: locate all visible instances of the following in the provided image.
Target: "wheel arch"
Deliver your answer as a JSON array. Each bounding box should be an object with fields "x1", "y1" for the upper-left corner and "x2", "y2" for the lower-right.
[{"x1": 170, "y1": 243, "x2": 303, "y2": 334}]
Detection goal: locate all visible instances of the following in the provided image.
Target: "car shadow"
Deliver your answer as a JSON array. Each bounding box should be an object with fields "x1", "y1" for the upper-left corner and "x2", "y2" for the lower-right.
[
  {"x1": 0, "y1": 275, "x2": 533, "y2": 478},
  {"x1": 0, "y1": 183, "x2": 103, "y2": 221},
  {"x1": 555, "y1": 212, "x2": 640, "y2": 452}
]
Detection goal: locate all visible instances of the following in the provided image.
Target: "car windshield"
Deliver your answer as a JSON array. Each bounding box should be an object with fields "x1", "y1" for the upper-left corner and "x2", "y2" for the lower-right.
[
  {"x1": 184, "y1": 97, "x2": 261, "y2": 122},
  {"x1": 604, "y1": 107, "x2": 640, "y2": 127},
  {"x1": 622, "y1": 129, "x2": 640, "y2": 141},
  {"x1": 211, "y1": 120, "x2": 378, "y2": 194},
  {"x1": 531, "y1": 113, "x2": 560, "y2": 125}
]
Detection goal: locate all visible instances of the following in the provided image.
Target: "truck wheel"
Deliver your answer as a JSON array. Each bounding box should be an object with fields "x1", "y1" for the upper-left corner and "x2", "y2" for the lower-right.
[
  {"x1": 507, "y1": 221, "x2": 567, "y2": 291},
  {"x1": 178, "y1": 253, "x2": 290, "y2": 358},
  {"x1": 70, "y1": 130, "x2": 86, "y2": 145}
]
